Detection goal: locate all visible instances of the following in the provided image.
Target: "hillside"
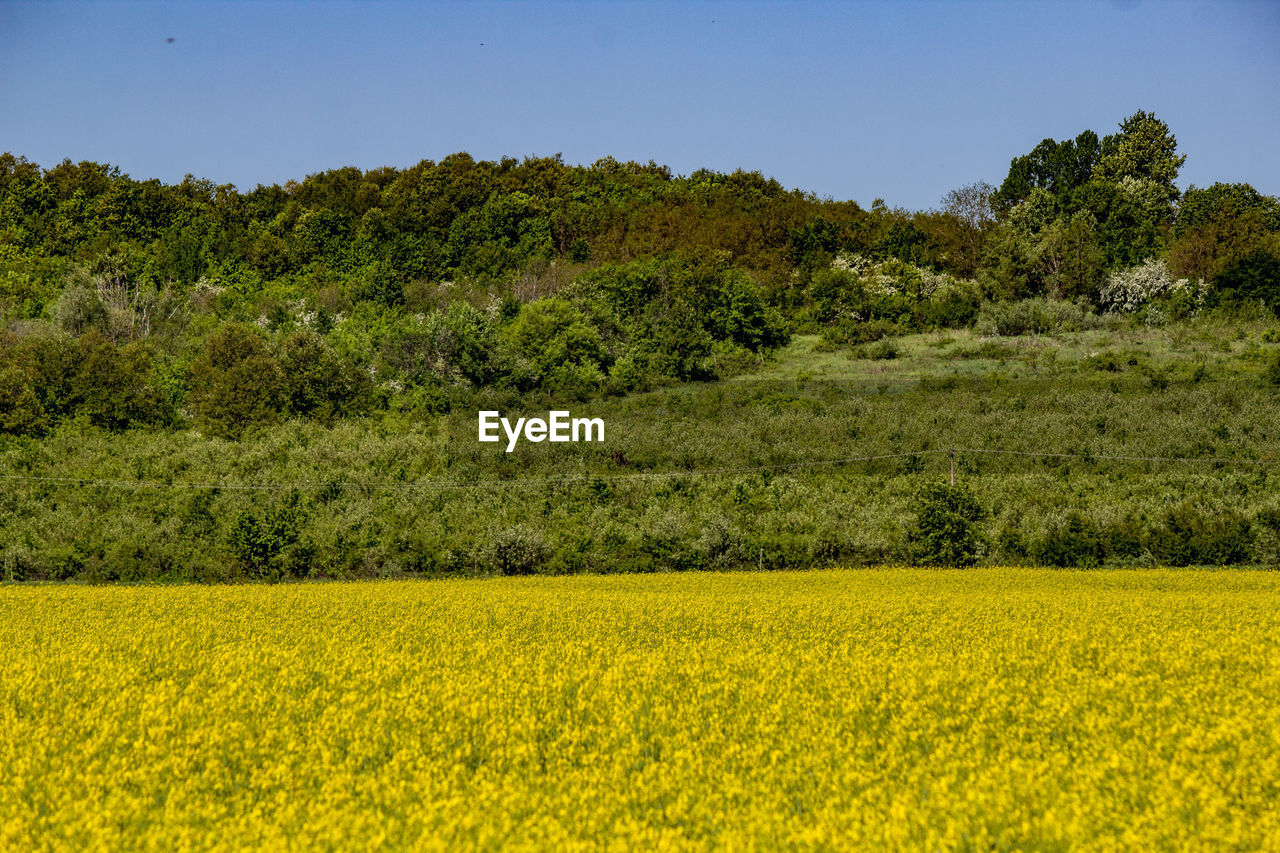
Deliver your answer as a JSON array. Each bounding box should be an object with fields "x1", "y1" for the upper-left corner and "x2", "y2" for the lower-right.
[
  {"x1": 3, "y1": 110, "x2": 1280, "y2": 581},
  {"x1": 6, "y1": 309, "x2": 1280, "y2": 580}
]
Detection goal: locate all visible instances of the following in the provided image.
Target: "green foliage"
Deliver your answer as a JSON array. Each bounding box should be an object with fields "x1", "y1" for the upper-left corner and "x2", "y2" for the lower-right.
[
  {"x1": 1174, "y1": 183, "x2": 1280, "y2": 238},
  {"x1": 1034, "y1": 212, "x2": 1105, "y2": 301},
  {"x1": 0, "y1": 364, "x2": 48, "y2": 436},
  {"x1": 1032, "y1": 513, "x2": 1105, "y2": 568},
  {"x1": 74, "y1": 333, "x2": 169, "y2": 431},
  {"x1": 0, "y1": 329, "x2": 170, "y2": 431},
  {"x1": 1170, "y1": 184, "x2": 1280, "y2": 282},
  {"x1": 8, "y1": 320, "x2": 1280, "y2": 580},
  {"x1": 853, "y1": 339, "x2": 899, "y2": 360},
  {"x1": 1, "y1": 120, "x2": 1277, "y2": 581},
  {"x1": 277, "y1": 330, "x2": 372, "y2": 422},
  {"x1": 227, "y1": 496, "x2": 309, "y2": 579},
  {"x1": 1149, "y1": 502, "x2": 1252, "y2": 567},
  {"x1": 975, "y1": 298, "x2": 1102, "y2": 336},
  {"x1": 1093, "y1": 110, "x2": 1186, "y2": 206},
  {"x1": 486, "y1": 525, "x2": 548, "y2": 576},
  {"x1": 54, "y1": 283, "x2": 107, "y2": 335},
  {"x1": 909, "y1": 482, "x2": 987, "y2": 567},
  {"x1": 1210, "y1": 251, "x2": 1280, "y2": 315},
  {"x1": 992, "y1": 111, "x2": 1185, "y2": 286},
  {"x1": 187, "y1": 324, "x2": 283, "y2": 439},
  {"x1": 351, "y1": 262, "x2": 405, "y2": 307},
  {"x1": 992, "y1": 131, "x2": 1101, "y2": 214}
]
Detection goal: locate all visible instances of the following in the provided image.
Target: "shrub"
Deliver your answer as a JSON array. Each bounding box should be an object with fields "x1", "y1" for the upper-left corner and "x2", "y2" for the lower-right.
[
  {"x1": 853, "y1": 339, "x2": 899, "y2": 360},
  {"x1": 55, "y1": 284, "x2": 107, "y2": 334},
  {"x1": 1032, "y1": 513, "x2": 1105, "y2": 567},
  {"x1": 74, "y1": 332, "x2": 168, "y2": 431},
  {"x1": 0, "y1": 365, "x2": 49, "y2": 436},
  {"x1": 919, "y1": 281, "x2": 983, "y2": 328},
  {"x1": 1098, "y1": 258, "x2": 1203, "y2": 314},
  {"x1": 1149, "y1": 502, "x2": 1252, "y2": 566},
  {"x1": 277, "y1": 330, "x2": 372, "y2": 423},
  {"x1": 975, "y1": 298, "x2": 1102, "y2": 337},
  {"x1": 908, "y1": 481, "x2": 987, "y2": 567},
  {"x1": 503, "y1": 298, "x2": 608, "y2": 389},
  {"x1": 1211, "y1": 250, "x2": 1280, "y2": 314},
  {"x1": 821, "y1": 317, "x2": 900, "y2": 348},
  {"x1": 486, "y1": 526, "x2": 548, "y2": 575},
  {"x1": 188, "y1": 324, "x2": 284, "y2": 439},
  {"x1": 226, "y1": 499, "x2": 307, "y2": 580}
]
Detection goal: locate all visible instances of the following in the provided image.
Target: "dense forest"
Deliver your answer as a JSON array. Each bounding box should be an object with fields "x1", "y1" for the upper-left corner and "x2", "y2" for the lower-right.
[{"x1": 3, "y1": 110, "x2": 1280, "y2": 580}]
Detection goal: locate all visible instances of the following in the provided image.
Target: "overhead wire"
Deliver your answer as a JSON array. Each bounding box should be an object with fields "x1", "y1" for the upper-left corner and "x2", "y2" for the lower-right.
[{"x1": 0, "y1": 446, "x2": 1273, "y2": 494}]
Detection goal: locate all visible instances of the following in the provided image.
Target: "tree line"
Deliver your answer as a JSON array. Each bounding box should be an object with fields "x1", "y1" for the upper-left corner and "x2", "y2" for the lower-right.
[{"x1": 1, "y1": 110, "x2": 1278, "y2": 439}]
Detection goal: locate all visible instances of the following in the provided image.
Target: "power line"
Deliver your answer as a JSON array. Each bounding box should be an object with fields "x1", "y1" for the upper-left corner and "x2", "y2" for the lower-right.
[
  {"x1": 0, "y1": 451, "x2": 942, "y2": 493},
  {"x1": 0, "y1": 446, "x2": 1273, "y2": 494},
  {"x1": 955, "y1": 448, "x2": 1276, "y2": 466}
]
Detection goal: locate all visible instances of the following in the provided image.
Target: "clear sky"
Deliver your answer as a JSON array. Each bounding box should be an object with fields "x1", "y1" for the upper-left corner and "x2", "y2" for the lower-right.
[{"x1": 2, "y1": 0, "x2": 1277, "y2": 210}]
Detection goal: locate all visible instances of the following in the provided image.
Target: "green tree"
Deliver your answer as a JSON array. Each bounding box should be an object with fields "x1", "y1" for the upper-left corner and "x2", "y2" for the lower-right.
[
  {"x1": 1094, "y1": 110, "x2": 1186, "y2": 206},
  {"x1": 277, "y1": 330, "x2": 372, "y2": 423},
  {"x1": 187, "y1": 324, "x2": 283, "y2": 439},
  {"x1": 503, "y1": 298, "x2": 608, "y2": 391},
  {"x1": 938, "y1": 181, "x2": 995, "y2": 276},
  {"x1": 992, "y1": 131, "x2": 1101, "y2": 213},
  {"x1": 0, "y1": 365, "x2": 48, "y2": 436},
  {"x1": 227, "y1": 498, "x2": 307, "y2": 579},
  {"x1": 1210, "y1": 250, "x2": 1280, "y2": 315},
  {"x1": 54, "y1": 282, "x2": 107, "y2": 334},
  {"x1": 1035, "y1": 212, "x2": 1105, "y2": 301},
  {"x1": 1174, "y1": 183, "x2": 1280, "y2": 237},
  {"x1": 1170, "y1": 183, "x2": 1280, "y2": 281},
  {"x1": 909, "y1": 481, "x2": 987, "y2": 567},
  {"x1": 73, "y1": 332, "x2": 167, "y2": 430}
]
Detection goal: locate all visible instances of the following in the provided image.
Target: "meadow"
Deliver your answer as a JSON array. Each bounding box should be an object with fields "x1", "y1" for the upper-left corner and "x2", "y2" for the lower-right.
[
  {"x1": 5, "y1": 314, "x2": 1280, "y2": 579},
  {"x1": 3, "y1": 569, "x2": 1279, "y2": 850}
]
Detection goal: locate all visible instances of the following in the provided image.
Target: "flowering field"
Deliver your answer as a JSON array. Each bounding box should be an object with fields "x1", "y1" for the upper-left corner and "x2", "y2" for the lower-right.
[{"x1": 3, "y1": 569, "x2": 1279, "y2": 850}]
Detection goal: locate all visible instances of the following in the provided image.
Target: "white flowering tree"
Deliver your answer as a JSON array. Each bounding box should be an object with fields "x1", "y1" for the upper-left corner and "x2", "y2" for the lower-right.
[{"x1": 1098, "y1": 258, "x2": 1203, "y2": 313}]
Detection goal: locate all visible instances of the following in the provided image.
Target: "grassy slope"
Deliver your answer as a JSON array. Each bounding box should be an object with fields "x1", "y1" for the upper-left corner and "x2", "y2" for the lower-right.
[{"x1": 4, "y1": 315, "x2": 1280, "y2": 578}]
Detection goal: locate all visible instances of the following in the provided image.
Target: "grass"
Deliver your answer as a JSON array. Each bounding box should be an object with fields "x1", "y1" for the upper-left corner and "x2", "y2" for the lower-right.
[{"x1": 4, "y1": 314, "x2": 1280, "y2": 579}]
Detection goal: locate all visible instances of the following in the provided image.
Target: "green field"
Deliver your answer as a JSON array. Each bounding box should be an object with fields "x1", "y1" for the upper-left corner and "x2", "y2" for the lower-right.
[{"x1": 5, "y1": 315, "x2": 1280, "y2": 580}]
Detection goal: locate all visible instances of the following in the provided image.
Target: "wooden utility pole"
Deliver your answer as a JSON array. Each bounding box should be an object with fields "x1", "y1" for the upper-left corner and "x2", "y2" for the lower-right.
[{"x1": 949, "y1": 449, "x2": 955, "y2": 486}]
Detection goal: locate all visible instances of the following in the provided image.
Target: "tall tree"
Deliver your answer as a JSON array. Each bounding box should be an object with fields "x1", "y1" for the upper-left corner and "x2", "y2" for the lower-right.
[
  {"x1": 1094, "y1": 110, "x2": 1186, "y2": 205},
  {"x1": 992, "y1": 131, "x2": 1101, "y2": 213}
]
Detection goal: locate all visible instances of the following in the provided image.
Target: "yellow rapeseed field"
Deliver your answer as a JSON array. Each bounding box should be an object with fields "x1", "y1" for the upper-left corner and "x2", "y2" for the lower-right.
[{"x1": 3, "y1": 569, "x2": 1280, "y2": 851}]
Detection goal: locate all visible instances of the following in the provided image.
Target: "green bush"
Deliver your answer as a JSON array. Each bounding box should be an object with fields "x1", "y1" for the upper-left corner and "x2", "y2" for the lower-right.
[
  {"x1": 821, "y1": 317, "x2": 900, "y2": 348},
  {"x1": 54, "y1": 284, "x2": 107, "y2": 335},
  {"x1": 188, "y1": 324, "x2": 284, "y2": 439},
  {"x1": 908, "y1": 481, "x2": 987, "y2": 567},
  {"x1": 74, "y1": 333, "x2": 169, "y2": 431},
  {"x1": 226, "y1": 499, "x2": 308, "y2": 580},
  {"x1": 277, "y1": 330, "x2": 372, "y2": 423},
  {"x1": 1263, "y1": 353, "x2": 1280, "y2": 386},
  {"x1": 975, "y1": 298, "x2": 1102, "y2": 336},
  {"x1": 486, "y1": 526, "x2": 548, "y2": 575},
  {"x1": 0, "y1": 365, "x2": 49, "y2": 436},
  {"x1": 853, "y1": 339, "x2": 899, "y2": 360},
  {"x1": 1149, "y1": 502, "x2": 1252, "y2": 566},
  {"x1": 1032, "y1": 512, "x2": 1105, "y2": 567},
  {"x1": 1211, "y1": 250, "x2": 1280, "y2": 315}
]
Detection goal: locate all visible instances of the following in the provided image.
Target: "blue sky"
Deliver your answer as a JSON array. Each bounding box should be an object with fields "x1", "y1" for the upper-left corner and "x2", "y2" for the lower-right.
[{"x1": 2, "y1": 0, "x2": 1277, "y2": 209}]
